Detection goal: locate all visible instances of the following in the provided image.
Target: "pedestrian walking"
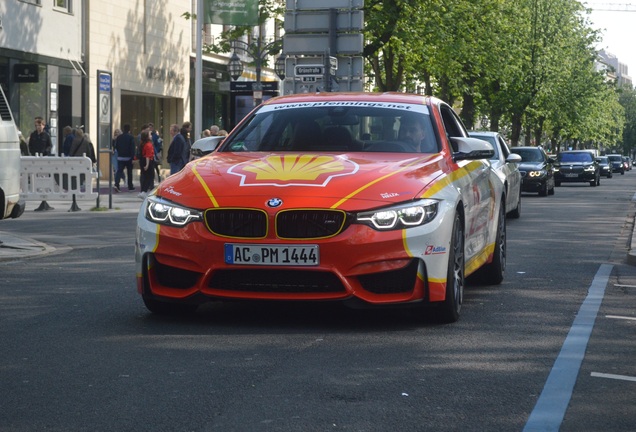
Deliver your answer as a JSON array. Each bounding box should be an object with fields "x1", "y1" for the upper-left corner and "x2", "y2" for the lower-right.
[
  {"x1": 114, "y1": 124, "x2": 136, "y2": 192},
  {"x1": 149, "y1": 123, "x2": 163, "y2": 182},
  {"x1": 167, "y1": 123, "x2": 188, "y2": 175},
  {"x1": 138, "y1": 130, "x2": 155, "y2": 199}
]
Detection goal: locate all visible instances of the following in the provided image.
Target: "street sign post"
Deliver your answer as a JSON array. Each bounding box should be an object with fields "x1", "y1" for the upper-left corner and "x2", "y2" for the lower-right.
[{"x1": 282, "y1": 1, "x2": 364, "y2": 95}]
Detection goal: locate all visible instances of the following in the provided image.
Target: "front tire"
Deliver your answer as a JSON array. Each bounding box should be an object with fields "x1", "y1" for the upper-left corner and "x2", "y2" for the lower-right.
[{"x1": 437, "y1": 212, "x2": 464, "y2": 323}]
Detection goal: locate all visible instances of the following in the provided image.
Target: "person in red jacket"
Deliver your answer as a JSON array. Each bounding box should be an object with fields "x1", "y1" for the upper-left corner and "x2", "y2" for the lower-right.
[{"x1": 138, "y1": 130, "x2": 155, "y2": 199}]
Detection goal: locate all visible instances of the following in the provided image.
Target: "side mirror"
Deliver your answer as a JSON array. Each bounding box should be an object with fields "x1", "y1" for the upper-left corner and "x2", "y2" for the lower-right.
[
  {"x1": 451, "y1": 137, "x2": 495, "y2": 162},
  {"x1": 506, "y1": 153, "x2": 522, "y2": 163}
]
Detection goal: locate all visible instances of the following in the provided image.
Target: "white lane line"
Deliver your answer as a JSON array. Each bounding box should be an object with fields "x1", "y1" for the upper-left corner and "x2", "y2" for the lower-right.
[
  {"x1": 523, "y1": 264, "x2": 612, "y2": 432},
  {"x1": 606, "y1": 315, "x2": 636, "y2": 321},
  {"x1": 613, "y1": 284, "x2": 636, "y2": 289},
  {"x1": 591, "y1": 372, "x2": 636, "y2": 383}
]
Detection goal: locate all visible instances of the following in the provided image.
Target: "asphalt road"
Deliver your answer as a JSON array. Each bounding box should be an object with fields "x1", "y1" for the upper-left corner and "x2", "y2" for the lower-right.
[{"x1": 0, "y1": 173, "x2": 635, "y2": 431}]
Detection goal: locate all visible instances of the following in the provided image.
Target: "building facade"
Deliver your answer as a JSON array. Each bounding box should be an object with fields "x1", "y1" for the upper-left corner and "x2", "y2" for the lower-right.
[
  {"x1": 0, "y1": 0, "x2": 84, "y2": 154},
  {"x1": 87, "y1": 0, "x2": 192, "y2": 173},
  {"x1": 598, "y1": 49, "x2": 633, "y2": 88},
  {"x1": 0, "y1": 0, "x2": 283, "y2": 178}
]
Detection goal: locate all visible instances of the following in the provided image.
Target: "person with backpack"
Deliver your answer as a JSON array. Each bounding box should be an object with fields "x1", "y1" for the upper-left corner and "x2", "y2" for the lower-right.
[
  {"x1": 68, "y1": 128, "x2": 96, "y2": 163},
  {"x1": 148, "y1": 122, "x2": 163, "y2": 182}
]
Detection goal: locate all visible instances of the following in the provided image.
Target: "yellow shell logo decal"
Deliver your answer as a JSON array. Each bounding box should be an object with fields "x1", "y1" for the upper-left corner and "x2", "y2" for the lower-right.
[{"x1": 228, "y1": 154, "x2": 359, "y2": 187}]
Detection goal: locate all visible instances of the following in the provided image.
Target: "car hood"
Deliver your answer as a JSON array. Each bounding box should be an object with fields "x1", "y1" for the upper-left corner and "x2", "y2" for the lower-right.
[
  {"x1": 517, "y1": 161, "x2": 546, "y2": 171},
  {"x1": 556, "y1": 161, "x2": 594, "y2": 167},
  {"x1": 155, "y1": 152, "x2": 451, "y2": 211}
]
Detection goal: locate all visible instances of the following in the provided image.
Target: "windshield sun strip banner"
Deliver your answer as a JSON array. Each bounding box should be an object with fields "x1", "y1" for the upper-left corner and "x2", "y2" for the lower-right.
[{"x1": 258, "y1": 101, "x2": 430, "y2": 115}]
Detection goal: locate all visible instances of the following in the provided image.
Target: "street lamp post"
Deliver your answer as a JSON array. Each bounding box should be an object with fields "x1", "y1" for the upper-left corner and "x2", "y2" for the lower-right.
[{"x1": 227, "y1": 38, "x2": 286, "y2": 107}]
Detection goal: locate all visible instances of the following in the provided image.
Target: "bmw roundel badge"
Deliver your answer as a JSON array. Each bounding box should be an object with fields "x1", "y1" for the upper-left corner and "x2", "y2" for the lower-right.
[{"x1": 267, "y1": 198, "x2": 283, "y2": 208}]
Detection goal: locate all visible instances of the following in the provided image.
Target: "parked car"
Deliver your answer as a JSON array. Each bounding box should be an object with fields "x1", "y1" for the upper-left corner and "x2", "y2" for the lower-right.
[
  {"x1": 554, "y1": 150, "x2": 600, "y2": 186},
  {"x1": 135, "y1": 92, "x2": 507, "y2": 323},
  {"x1": 607, "y1": 154, "x2": 625, "y2": 174},
  {"x1": 509, "y1": 146, "x2": 555, "y2": 196},
  {"x1": 190, "y1": 135, "x2": 225, "y2": 159},
  {"x1": 469, "y1": 131, "x2": 522, "y2": 218},
  {"x1": 596, "y1": 156, "x2": 613, "y2": 178}
]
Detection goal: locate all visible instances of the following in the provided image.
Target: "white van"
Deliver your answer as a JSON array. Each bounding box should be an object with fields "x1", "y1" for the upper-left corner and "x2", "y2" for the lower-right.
[{"x1": 0, "y1": 86, "x2": 25, "y2": 220}]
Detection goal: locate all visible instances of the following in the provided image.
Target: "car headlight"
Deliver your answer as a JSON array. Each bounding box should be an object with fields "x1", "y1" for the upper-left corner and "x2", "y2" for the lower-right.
[
  {"x1": 584, "y1": 165, "x2": 596, "y2": 172},
  {"x1": 146, "y1": 196, "x2": 202, "y2": 226},
  {"x1": 528, "y1": 170, "x2": 546, "y2": 177},
  {"x1": 356, "y1": 199, "x2": 438, "y2": 230}
]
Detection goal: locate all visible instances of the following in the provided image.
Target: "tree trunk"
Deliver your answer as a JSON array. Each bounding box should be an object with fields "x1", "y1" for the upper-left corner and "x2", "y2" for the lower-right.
[
  {"x1": 511, "y1": 113, "x2": 522, "y2": 146},
  {"x1": 461, "y1": 91, "x2": 476, "y2": 130}
]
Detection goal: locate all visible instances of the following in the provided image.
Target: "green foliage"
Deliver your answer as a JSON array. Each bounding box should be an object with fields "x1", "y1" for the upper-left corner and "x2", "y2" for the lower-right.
[
  {"x1": 362, "y1": 0, "x2": 631, "y2": 148},
  {"x1": 191, "y1": 0, "x2": 284, "y2": 62}
]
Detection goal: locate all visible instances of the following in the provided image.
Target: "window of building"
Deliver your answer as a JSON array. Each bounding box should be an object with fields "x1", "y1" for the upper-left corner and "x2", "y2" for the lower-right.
[
  {"x1": 54, "y1": 0, "x2": 72, "y2": 13},
  {"x1": 19, "y1": 0, "x2": 42, "y2": 5}
]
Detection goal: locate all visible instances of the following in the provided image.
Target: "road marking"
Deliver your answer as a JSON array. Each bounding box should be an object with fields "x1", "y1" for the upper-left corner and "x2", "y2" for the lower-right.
[
  {"x1": 523, "y1": 264, "x2": 612, "y2": 432},
  {"x1": 614, "y1": 283, "x2": 636, "y2": 288},
  {"x1": 591, "y1": 372, "x2": 636, "y2": 382},
  {"x1": 606, "y1": 315, "x2": 636, "y2": 321}
]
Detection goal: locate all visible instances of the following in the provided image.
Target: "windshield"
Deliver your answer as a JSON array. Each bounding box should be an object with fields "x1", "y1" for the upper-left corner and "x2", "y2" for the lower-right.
[
  {"x1": 558, "y1": 152, "x2": 593, "y2": 163},
  {"x1": 219, "y1": 102, "x2": 439, "y2": 154},
  {"x1": 511, "y1": 148, "x2": 544, "y2": 162}
]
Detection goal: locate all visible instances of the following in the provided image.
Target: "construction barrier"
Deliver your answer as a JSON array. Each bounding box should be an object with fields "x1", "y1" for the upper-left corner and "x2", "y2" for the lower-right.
[{"x1": 20, "y1": 155, "x2": 98, "y2": 211}]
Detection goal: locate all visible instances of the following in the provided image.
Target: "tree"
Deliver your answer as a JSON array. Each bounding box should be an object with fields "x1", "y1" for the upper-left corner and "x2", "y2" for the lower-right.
[
  {"x1": 363, "y1": 0, "x2": 438, "y2": 92},
  {"x1": 618, "y1": 86, "x2": 636, "y2": 156},
  {"x1": 183, "y1": 0, "x2": 285, "y2": 65}
]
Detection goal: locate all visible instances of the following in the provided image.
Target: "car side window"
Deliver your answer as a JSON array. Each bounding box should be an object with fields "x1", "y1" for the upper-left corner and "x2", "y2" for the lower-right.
[
  {"x1": 439, "y1": 105, "x2": 467, "y2": 139},
  {"x1": 498, "y1": 136, "x2": 511, "y2": 159}
]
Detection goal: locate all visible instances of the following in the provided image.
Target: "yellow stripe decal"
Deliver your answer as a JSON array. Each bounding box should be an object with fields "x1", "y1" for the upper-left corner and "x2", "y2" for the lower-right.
[
  {"x1": 421, "y1": 161, "x2": 481, "y2": 198},
  {"x1": 465, "y1": 242, "x2": 495, "y2": 275},
  {"x1": 192, "y1": 161, "x2": 220, "y2": 208},
  {"x1": 330, "y1": 157, "x2": 428, "y2": 209}
]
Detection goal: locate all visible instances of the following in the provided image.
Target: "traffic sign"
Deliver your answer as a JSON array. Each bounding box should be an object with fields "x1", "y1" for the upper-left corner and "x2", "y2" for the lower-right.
[
  {"x1": 295, "y1": 64, "x2": 325, "y2": 77},
  {"x1": 301, "y1": 76, "x2": 317, "y2": 83},
  {"x1": 286, "y1": 0, "x2": 364, "y2": 9},
  {"x1": 284, "y1": 33, "x2": 363, "y2": 55}
]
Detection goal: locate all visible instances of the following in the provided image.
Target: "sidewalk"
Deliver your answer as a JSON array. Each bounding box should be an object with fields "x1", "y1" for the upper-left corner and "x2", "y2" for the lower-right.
[{"x1": 0, "y1": 173, "x2": 152, "y2": 261}]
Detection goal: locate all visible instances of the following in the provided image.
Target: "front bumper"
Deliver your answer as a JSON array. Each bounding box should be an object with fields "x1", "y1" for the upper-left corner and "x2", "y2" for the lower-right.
[
  {"x1": 555, "y1": 170, "x2": 596, "y2": 182},
  {"x1": 135, "y1": 205, "x2": 455, "y2": 307}
]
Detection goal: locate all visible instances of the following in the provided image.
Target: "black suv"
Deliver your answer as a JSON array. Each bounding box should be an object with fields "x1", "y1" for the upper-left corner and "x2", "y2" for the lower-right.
[
  {"x1": 509, "y1": 146, "x2": 555, "y2": 196},
  {"x1": 555, "y1": 150, "x2": 600, "y2": 187}
]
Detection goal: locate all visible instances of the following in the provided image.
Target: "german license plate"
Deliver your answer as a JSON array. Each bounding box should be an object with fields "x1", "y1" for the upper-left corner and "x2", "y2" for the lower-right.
[
  {"x1": 565, "y1": 173, "x2": 578, "y2": 178},
  {"x1": 224, "y1": 244, "x2": 319, "y2": 266}
]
